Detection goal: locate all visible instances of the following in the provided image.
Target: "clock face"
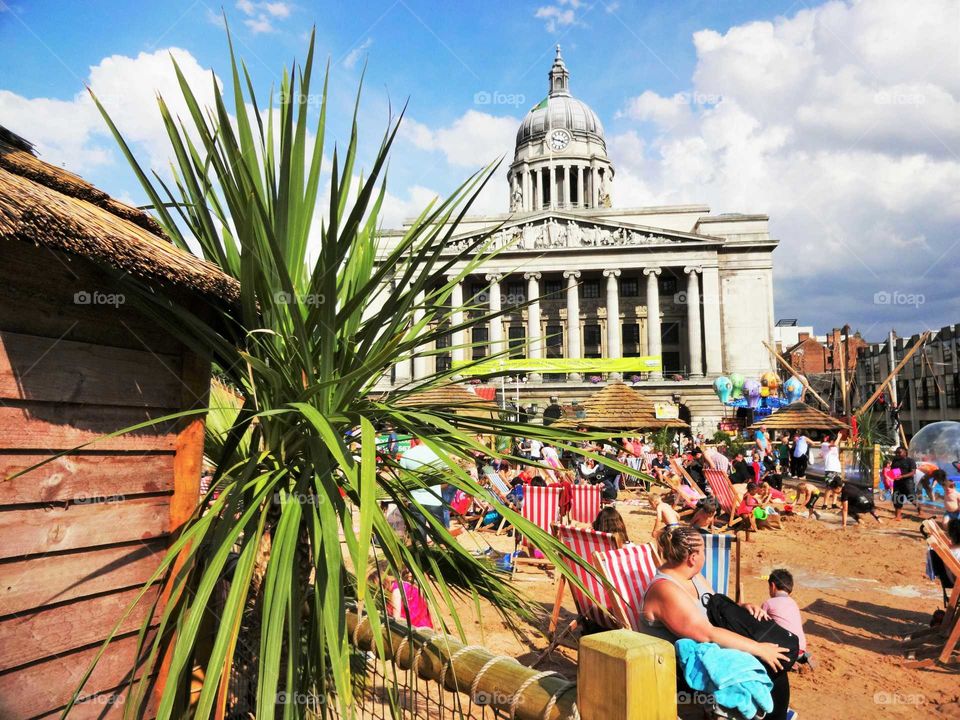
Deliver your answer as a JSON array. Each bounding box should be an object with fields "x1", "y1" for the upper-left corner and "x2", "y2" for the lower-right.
[{"x1": 549, "y1": 129, "x2": 570, "y2": 151}]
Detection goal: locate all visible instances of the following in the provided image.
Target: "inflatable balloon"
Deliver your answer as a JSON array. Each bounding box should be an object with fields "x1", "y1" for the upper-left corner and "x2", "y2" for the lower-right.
[
  {"x1": 713, "y1": 376, "x2": 733, "y2": 404},
  {"x1": 760, "y1": 386, "x2": 770, "y2": 397},
  {"x1": 761, "y1": 372, "x2": 780, "y2": 396},
  {"x1": 730, "y1": 373, "x2": 745, "y2": 400},
  {"x1": 908, "y1": 421, "x2": 960, "y2": 484},
  {"x1": 743, "y1": 379, "x2": 761, "y2": 408},
  {"x1": 782, "y1": 377, "x2": 803, "y2": 404}
]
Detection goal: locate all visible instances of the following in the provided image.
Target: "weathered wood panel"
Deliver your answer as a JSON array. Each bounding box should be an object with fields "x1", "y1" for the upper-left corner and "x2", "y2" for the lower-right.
[
  {"x1": 0, "y1": 331, "x2": 182, "y2": 408},
  {"x1": 0, "y1": 453, "x2": 174, "y2": 505},
  {"x1": 0, "y1": 585, "x2": 161, "y2": 671},
  {"x1": 33, "y1": 686, "x2": 160, "y2": 720},
  {"x1": 0, "y1": 239, "x2": 185, "y2": 354},
  {"x1": 0, "y1": 539, "x2": 168, "y2": 616},
  {"x1": 0, "y1": 497, "x2": 170, "y2": 559},
  {"x1": 0, "y1": 631, "x2": 155, "y2": 719},
  {"x1": 0, "y1": 403, "x2": 178, "y2": 452}
]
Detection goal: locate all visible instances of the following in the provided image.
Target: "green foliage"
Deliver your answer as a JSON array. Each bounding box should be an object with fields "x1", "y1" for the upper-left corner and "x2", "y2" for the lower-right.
[
  {"x1": 62, "y1": 25, "x2": 621, "y2": 720},
  {"x1": 652, "y1": 427, "x2": 676, "y2": 454}
]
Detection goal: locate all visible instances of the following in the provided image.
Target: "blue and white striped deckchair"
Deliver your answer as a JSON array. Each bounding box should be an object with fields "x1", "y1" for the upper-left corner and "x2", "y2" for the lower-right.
[
  {"x1": 481, "y1": 467, "x2": 514, "y2": 535},
  {"x1": 700, "y1": 532, "x2": 741, "y2": 602}
]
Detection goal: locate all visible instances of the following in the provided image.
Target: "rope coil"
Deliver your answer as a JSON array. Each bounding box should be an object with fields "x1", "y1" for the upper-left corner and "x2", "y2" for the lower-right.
[{"x1": 510, "y1": 670, "x2": 556, "y2": 719}]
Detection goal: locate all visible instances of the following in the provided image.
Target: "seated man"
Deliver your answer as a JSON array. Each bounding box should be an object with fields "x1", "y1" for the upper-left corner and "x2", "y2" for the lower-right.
[{"x1": 650, "y1": 450, "x2": 671, "y2": 482}]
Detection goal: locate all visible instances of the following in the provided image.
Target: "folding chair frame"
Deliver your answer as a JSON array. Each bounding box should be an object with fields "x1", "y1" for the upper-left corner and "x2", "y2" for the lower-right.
[
  {"x1": 511, "y1": 486, "x2": 561, "y2": 580},
  {"x1": 704, "y1": 468, "x2": 744, "y2": 532},
  {"x1": 905, "y1": 531, "x2": 960, "y2": 667}
]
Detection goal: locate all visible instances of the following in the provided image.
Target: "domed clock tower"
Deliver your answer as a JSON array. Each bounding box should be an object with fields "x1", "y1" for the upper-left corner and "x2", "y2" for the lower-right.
[{"x1": 509, "y1": 46, "x2": 615, "y2": 212}]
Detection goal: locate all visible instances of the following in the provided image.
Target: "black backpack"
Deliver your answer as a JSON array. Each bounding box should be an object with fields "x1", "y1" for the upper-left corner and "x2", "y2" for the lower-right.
[{"x1": 704, "y1": 593, "x2": 801, "y2": 672}]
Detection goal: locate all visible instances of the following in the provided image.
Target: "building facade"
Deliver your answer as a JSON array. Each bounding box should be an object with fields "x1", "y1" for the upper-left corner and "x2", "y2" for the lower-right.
[
  {"x1": 380, "y1": 49, "x2": 778, "y2": 434},
  {"x1": 856, "y1": 325, "x2": 960, "y2": 437}
]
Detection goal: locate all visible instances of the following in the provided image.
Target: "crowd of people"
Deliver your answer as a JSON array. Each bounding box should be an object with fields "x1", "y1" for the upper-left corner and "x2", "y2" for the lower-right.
[{"x1": 374, "y1": 423, "x2": 960, "y2": 720}]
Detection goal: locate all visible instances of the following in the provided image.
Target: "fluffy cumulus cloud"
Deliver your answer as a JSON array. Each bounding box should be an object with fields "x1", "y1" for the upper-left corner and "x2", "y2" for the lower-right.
[
  {"x1": 0, "y1": 47, "x2": 219, "y2": 173},
  {"x1": 611, "y1": 0, "x2": 960, "y2": 333},
  {"x1": 535, "y1": 0, "x2": 583, "y2": 33}
]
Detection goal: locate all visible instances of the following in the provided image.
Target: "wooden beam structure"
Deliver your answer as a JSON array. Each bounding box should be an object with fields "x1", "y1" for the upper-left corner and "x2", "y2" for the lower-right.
[
  {"x1": 762, "y1": 341, "x2": 831, "y2": 410},
  {"x1": 854, "y1": 331, "x2": 930, "y2": 418}
]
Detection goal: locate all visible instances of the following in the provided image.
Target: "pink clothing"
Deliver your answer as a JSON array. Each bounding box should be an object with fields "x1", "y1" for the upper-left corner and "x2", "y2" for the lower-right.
[
  {"x1": 762, "y1": 591, "x2": 806, "y2": 653},
  {"x1": 391, "y1": 580, "x2": 433, "y2": 629}
]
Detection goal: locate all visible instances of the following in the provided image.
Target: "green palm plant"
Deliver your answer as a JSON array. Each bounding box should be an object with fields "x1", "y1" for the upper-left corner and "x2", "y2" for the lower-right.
[{"x1": 61, "y1": 26, "x2": 614, "y2": 720}]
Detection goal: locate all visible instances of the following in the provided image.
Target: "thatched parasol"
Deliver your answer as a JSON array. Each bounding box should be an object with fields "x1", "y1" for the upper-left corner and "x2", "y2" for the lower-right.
[
  {"x1": 393, "y1": 382, "x2": 499, "y2": 418},
  {"x1": 748, "y1": 402, "x2": 850, "y2": 432},
  {"x1": 555, "y1": 382, "x2": 688, "y2": 431},
  {"x1": 0, "y1": 126, "x2": 239, "y2": 306}
]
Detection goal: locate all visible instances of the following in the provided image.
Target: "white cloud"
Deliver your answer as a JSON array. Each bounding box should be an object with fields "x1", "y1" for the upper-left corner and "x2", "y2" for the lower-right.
[
  {"x1": 236, "y1": 0, "x2": 256, "y2": 15},
  {"x1": 401, "y1": 109, "x2": 518, "y2": 168},
  {"x1": 264, "y1": 2, "x2": 291, "y2": 18},
  {"x1": 244, "y1": 15, "x2": 275, "y2": 34},
  {"x1": 206, "y1": 8, "x2": 226, "y2": 29},
  {"x1": 0, "y1": 47, "x2": 220, "y2": 175},
  {"x1": 613, "y1": 0, "x2": 960, "y2": 331},
  {"x1": 343, "y1": 37, "x2": 374, "y2": 70},
  {"x1": 535, "y1": 0, "x2": 582, "y2": 33}
]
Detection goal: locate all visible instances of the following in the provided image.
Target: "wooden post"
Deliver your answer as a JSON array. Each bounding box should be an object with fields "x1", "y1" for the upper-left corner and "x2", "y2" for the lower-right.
[
  {"x1": 872, "y1": 443, "x2": 881, "y2": 490},
  {"x1": 838, "y1": 332, "x2": 849, "y2": 417},
  {"x1": 762, "y1": 341, "x2": 831, "y2": 410},
  {"x1": 578, "y1": 630, "x2": 676, "y2": 720}
]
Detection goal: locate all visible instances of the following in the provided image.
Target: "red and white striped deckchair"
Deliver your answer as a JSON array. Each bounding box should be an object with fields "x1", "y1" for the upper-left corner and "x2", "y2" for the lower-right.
[
  {"x1": 512, "y1": 485, "x2": 561, "y2": 578},
  {"x1": 704, "y1": 468, "x2": 743, "y2": 530},
  {"x1": 593, "y1": 542, "x2": 661, "y2": 632},
  {"x1": 569, "y1": 483, "x2": 602, "y2": 524},
  {"x1": 535, "y1": 524, "x2": 622, "y2": 666}
]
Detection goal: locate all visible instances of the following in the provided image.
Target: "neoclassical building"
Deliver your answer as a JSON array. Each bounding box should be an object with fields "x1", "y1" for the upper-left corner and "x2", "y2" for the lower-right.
[{"x1": 380, "y1": 48, "x2": 777, "y2": 433}]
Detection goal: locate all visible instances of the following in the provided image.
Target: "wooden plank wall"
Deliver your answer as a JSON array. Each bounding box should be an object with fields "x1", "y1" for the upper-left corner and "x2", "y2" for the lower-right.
[{"x1": 0, "y1": 239, "x2": 208, "y2": 719}]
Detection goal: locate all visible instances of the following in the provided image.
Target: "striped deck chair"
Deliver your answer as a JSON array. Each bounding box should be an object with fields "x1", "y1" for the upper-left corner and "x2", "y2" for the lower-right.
[
  {"x1": 906, "y1": 533, "x2": 960, "y2": 667},
  {"x1": 704, "y1": 468, "x2": 743, "y2": 531},
  {"x1": 700, "y1": 533, "x2": 741, "y2": 602},
  {"x1": 569, "y1": 483, "x2": 602, "y2": 524},
  {"x1": 480, "y1": 467, "x2": 513, "y2": 534},
  {"x1": 512, "y1": 485, "x2": 561, "y2": 578},
  {"x1": 535, "y1": 524, "x2": 622, "y2": 666},
  {"x1": 666, "y1": 458, "x2": 706, "y2": 512},
  {"x1": 593, "y1": 542, "x2": 661, "y2": 632}
]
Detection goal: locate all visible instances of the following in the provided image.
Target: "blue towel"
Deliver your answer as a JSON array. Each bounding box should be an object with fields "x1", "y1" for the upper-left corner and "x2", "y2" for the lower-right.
[{"x1": 675, "y1": 639, "x2": 774, "y2": 719}]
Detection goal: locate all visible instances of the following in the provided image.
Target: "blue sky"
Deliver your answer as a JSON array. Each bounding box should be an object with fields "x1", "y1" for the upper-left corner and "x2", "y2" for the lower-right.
[{"x1": 1, "y1": 0, "x2": 958, "y2": 339}]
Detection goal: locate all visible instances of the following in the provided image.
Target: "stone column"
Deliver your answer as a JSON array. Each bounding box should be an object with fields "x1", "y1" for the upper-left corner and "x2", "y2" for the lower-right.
[
  {"x1": 577, "y1": 165, "x2": 585, "y2": 208},
  {"x1": 394, "y1": 281, "x2": 412, "y2": 385},
  {"x1": 592, "y1": 166, "x2": 600, "y2": 208},
  {"x1": 448, "y1": 276, "x2": 465, "y2": 375},
  {"x1": 530, "y1": 169, "x2": 539, "y2": 211},
  {"x1": 486, "y1": 273, "x2": 503, "y2": 357},
  {"x1": 701, "y1": 266, "x2": 723, "y2": 376},
  {"x1": 564, "y1": 270, "x2": 582, "y2": 381},
  {"x1": 563, "y1": 165, "x2": 571, "y2": 208},
  {"x1": 684, "y1": 266, "x2": 703, "y2": 377},
  {"x1": 525, "y1": 272, "x2": 542, "y2": 382},
  {"x1": 604, "y1": 269, "x2": 622, "y2": 381},
  {"x1": 412, "y1": 290, "x2": 429, "y2": 380},
  {"x1": 644, "y1": 268, "x2": 662, "y2": 380},
  {"x1": 547, "y1": 166, "x2": 555, "y2": 209},
  {"x1": 522, "y1": 165, "x2": 531, "y2": 212}
]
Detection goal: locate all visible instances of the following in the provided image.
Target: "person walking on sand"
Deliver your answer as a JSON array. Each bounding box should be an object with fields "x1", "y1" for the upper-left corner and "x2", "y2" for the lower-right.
[{"x1": 891, "y1": 446, "x2": 923, "y2": 521}]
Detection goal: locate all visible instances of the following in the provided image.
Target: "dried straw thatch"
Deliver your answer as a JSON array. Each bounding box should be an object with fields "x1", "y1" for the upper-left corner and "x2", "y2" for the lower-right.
[
  {"x1": 0, "y1": 126, "x2": 239, "y2": 305},
  {"x1": 395, "y1": 383, "x2": 499, "y2": 416},
  {"x1": 748, "y1": 402, "x2": 850, "y2": 432},
  {"x1": 555, "y1": 382, "x2": 688, "y2": 430}
]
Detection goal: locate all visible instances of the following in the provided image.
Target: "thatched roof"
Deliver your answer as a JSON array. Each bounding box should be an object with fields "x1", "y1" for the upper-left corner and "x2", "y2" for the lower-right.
[
  {"x1": 0, "y1": 126, "x2": 239, "y2": 305},
  {"x1": 748, "y1": 402, "x2": 850, "y2": 431},
  {"x1": 555, "y1": 382, "x2": 688, "y2": 430},
  {"x1": 395, "y1": 383, "x2": 498, "y2": 414}
]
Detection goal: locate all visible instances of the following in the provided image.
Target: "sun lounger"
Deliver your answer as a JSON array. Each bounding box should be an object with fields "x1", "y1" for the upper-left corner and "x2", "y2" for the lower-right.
[
  {"x1": 593, "y1": 542, "x2": 661, "y2": 632},
  {"x1": 704, "y1": 468, "x2": 743, "y2": 531},
  {"x1": 535, "y1": 524, "x2": 623, "y2": 665},
  {"x1": 512, "y1": 485, "x2": 561, "y2": 579},
  {"x1": 569, "y1": 483, "x2": 602, "y2": 524},
  {"x1": 701, "y1": 532, "x2": 741, "y2": 602},
  {"x1": 905, "y1": 532, "x2": 960, "y2": 667}
]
